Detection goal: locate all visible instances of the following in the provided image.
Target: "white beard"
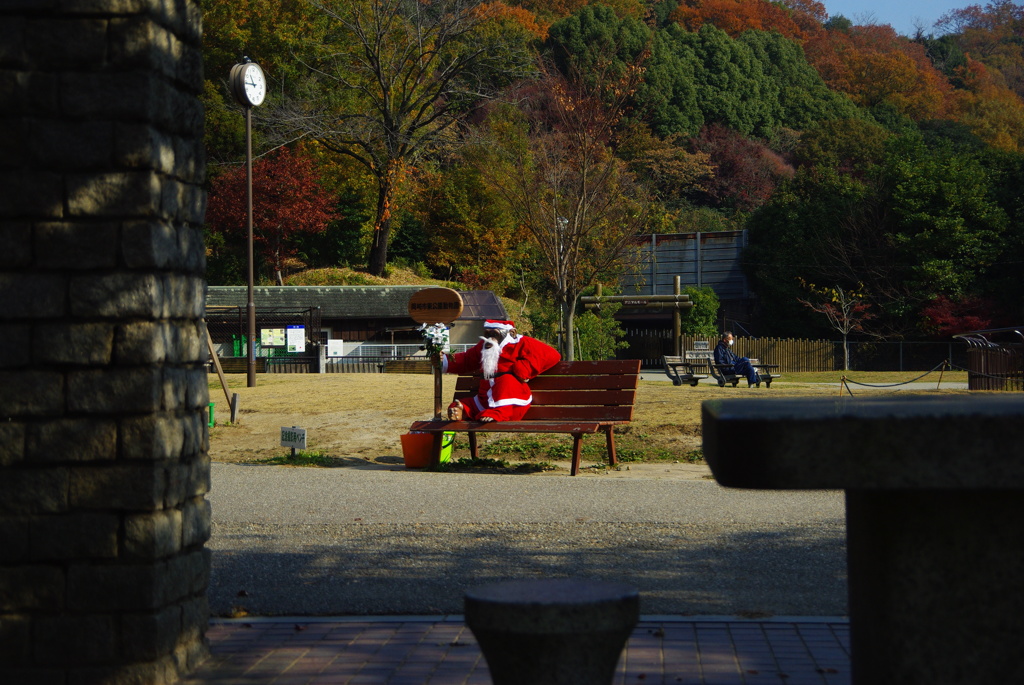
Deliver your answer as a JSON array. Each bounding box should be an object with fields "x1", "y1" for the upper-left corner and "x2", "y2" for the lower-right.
[{"x1": 480, "y1": 337, "x2": 501, "y2": 379}]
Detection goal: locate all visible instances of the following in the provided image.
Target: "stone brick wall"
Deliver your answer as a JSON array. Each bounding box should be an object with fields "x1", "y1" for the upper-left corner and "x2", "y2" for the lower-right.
[{"x1": 0, "y1": 1, "x2": 210, "y2": 683}]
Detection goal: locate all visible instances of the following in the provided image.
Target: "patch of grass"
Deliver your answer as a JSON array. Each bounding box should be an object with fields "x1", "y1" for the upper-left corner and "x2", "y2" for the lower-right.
[
  {"x1": 432, "y1": 456, "x2": 559, "y2": 474},
  {"x1": 482, "y1": 437, "x2": 546, "y2": 456},
  {"x1": 257, "y1": 450, "x2": 341, "y2": 467},
  {"x1": 682, "y1": 448, "x2": 704, "y2": 463}
]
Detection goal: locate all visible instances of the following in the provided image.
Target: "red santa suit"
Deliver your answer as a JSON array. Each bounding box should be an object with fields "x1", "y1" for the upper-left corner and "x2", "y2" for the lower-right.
[{"x1": 442, "y1": 331, "x2": 561, "y2": 422}]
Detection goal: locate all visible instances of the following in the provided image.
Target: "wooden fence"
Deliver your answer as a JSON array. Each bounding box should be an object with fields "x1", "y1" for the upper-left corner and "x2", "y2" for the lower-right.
[{"x1": 626, "y1": 332, "x2": 833, "y2": 372}]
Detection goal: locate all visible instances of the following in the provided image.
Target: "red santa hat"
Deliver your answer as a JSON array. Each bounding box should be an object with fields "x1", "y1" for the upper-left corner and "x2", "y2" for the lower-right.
[{"x1": 483, "y1": 319, "x2": 516, "y2": 331}]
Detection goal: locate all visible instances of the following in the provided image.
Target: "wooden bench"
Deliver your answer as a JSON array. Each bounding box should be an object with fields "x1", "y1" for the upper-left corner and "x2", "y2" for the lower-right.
[
  {"x1": 709, "y1": 357, "x2": 780, "y2": 388},
  {"x1": 383, "y1": 359, "x2": 432, "y2": 374},
  {"x1": 662, "y1": 354, "x2": 709, "y2": 386},
  {"x1": 409, "y1": 359, "x2": 640, "y2": 476}
]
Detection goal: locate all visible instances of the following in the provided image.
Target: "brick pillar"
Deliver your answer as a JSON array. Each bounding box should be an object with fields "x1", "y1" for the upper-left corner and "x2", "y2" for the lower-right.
[{"x1": 0, "y1": 2, "x2": 210, "y2": 684}]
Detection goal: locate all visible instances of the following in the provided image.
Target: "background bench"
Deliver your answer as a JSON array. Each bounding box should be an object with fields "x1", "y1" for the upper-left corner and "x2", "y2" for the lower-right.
[
  {"x1": 709, "y1": 357, "x2": 780, "y2": 388},
  {"x1": 409, "y1": 359, "x2": 640, "y2": 476},
  {"x1": 662, "y1": 354, "x2": 709, "y2": 386}
]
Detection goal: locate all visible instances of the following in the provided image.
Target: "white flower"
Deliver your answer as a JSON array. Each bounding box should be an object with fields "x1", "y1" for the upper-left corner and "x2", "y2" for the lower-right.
[{"x1": 418, "y1": 323, "x2": 450, "y2": 354}]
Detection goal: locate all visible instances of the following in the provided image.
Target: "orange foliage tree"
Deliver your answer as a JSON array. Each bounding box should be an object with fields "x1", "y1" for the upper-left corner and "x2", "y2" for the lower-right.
[
  {"x1": 669, "y1": 0, "x2": 811, "y2": 41},
  {"x1": 804, "y1": 23, "x2": 953, "y2": 121}
]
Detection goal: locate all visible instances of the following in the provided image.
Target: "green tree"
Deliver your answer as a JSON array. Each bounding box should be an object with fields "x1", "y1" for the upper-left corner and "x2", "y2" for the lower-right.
[
  {"x1": 680, "y1": 286, "x2": 719, "y2": 337},
  {"x1": 275, "y1": 0, "x2": 532, "y2": 276},
  {"x1": 737, "y1": 30, "x2": 861, "y2": 130},
  {"x1": 883, "y1": 137, "x2": 1008, "y2": 301}
]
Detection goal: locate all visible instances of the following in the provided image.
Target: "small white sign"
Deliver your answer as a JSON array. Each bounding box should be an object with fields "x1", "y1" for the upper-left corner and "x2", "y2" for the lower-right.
[
  {"x1": 286, "y1": 325, "x2": 305, "y2": 353},
  {"x1": 327, "y1": 339, "x2": 345, "y2": 358},
  {"x1": 281, "y1": 426, "x2": 307, "y2": 450}
]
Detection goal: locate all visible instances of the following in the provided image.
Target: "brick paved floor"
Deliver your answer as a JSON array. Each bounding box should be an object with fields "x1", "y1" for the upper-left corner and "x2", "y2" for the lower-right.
[{"x1": 183, "y1": 617, "x2": 850, "y2": 685}]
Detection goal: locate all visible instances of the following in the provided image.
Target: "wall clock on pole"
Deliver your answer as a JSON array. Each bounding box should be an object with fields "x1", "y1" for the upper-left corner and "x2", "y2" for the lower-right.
[
  {"x1": 229, "y1": 60, "x2": 266, "y2": 107},
  {"x1": 229, "y1": 58, "x2": 266, "y2": 387}
]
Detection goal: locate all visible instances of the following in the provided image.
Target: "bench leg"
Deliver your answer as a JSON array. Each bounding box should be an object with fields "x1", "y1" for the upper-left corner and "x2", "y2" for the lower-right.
[
  {"x1": 570, "y1": 434, "x2": 583, "y2": 476},
  {"x1": 469, "y1": 432, "x2": 479, "y2": 459},
  {"x1": 429, "y1": 432, "x2": 443, "y2": 469},
  {"x1": 605, "y1": 426, "x2": 617, "y2": 467}
]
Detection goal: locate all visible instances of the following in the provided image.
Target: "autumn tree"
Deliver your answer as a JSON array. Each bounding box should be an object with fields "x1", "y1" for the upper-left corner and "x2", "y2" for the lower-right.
[
  {"x1": 798, "y1": 280, "x2": 876, "y2": 370},
  {"x1": 274, "y1": 0, "x2": 532, "y2": 276},
  {"x1": 689, "y1": 124, "x2": 794, "y2": 212},
  {"x1": 471, "y1": 66, "x2": 651, "y2": 360},
  {"x1": 205, "y1": 147, "x2": 339, "y2": 285}
]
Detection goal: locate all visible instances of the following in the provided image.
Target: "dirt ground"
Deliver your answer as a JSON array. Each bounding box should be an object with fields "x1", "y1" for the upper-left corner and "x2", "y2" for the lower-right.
[{"x1": 205, "y1": 371, "x2": 956, "y2": 478}]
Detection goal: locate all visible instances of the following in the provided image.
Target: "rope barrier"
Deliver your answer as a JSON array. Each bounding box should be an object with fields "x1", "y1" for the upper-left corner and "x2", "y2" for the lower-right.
[{"x1": 839, "y1": 361, "x2": 952, "y2": 395}]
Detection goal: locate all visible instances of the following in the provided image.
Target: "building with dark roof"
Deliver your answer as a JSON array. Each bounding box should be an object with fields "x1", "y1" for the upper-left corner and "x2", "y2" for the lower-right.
[{"x1": 204, "y1": 286, "x2": 508, "y2": 355}]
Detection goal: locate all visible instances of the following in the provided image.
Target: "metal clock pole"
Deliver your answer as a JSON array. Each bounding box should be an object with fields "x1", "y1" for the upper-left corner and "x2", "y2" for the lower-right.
[
  {"x1": 245, "y1": 102, "x2": 256, "y2": 387},
  {"x1": 230, "y1": 59, "x2": 265, "y2": 388}
]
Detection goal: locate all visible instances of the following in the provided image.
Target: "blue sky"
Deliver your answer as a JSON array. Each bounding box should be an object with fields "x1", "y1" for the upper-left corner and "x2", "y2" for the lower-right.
[{"x1": 822, "y1": 1, "x2": 976, "y2": 36}]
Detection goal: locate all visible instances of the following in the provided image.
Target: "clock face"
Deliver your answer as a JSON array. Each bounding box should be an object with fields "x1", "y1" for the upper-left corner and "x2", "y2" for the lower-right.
[{"x1": 243, "y1": 64, "x2": 266, "y2": 106}]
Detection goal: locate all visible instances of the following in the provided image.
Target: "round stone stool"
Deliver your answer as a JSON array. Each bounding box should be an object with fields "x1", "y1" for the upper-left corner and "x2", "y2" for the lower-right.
[{"x1": 464, "y1": 579, "x2": 640, "y2": 685}]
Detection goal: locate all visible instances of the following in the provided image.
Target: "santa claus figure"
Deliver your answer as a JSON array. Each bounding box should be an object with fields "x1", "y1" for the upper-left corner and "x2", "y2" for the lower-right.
[{"x1": 436, "y1": 320, "x2": 561, "y2": 423}]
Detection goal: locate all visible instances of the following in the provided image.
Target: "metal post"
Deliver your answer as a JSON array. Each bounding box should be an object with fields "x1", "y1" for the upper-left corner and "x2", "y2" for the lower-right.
[
  {"x1": 673, "y1": 275, "x2": 681, "y2": 356},
  {"x1": 245, "y1": 105, "x2": 256, "y2": 387}
]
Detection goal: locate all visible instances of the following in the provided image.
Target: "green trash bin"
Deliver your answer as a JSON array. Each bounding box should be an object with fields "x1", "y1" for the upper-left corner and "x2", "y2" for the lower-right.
[{"x1": 208, "y1": 402, "x2": 215, "y2": 428}]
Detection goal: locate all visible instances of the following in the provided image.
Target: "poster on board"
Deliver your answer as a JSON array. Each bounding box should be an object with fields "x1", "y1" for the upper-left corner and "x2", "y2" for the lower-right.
[{"x1": 286, "y1": 325, "x2": 305, "y2": 353}]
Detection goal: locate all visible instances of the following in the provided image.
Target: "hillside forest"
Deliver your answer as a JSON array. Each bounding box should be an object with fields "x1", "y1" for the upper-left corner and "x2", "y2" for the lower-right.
[{"x1": 200, "y1": 0, "x2": 1024, "y2": 357}]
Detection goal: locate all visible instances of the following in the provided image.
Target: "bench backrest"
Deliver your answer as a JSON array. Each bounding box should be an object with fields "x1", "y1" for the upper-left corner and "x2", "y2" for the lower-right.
[
  {"x1": 685, "y1": 350, "x2": 713, "y2": 363},
  {"x1": 454, "y1": 359, "x2": 641, "y2": 422}
]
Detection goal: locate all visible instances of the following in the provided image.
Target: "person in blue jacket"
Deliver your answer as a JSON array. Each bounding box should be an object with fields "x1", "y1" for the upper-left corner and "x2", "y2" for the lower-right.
[{"x1": 713, "y1": 331, "x2": 761, "y2": 387}]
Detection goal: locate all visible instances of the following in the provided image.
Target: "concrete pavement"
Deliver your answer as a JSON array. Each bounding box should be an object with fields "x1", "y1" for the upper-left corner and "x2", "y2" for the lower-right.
[{"x1": 206, "y1": 463, "x2": 847, "y2": 617}]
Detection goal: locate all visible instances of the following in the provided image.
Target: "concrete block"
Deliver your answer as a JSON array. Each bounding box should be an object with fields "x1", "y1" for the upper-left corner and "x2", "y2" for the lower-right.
[
  {"x1": 0, "y1": 170, "x2": 64, "y2": 218},
  {"x1": 67, "y1": 368, "x2": 162, "y2": 414},
  {"x1": 26, "y1": 418, "x2": 117, "y2": 463},
  {"x1": 33, "y1": 614, "x2": 117, "y2": 664},
  {"x1": 69, "y1": 463, "x2": 164, "y2": 510},
  {"x1": 33, "y1": 222, "x2": 119, "y2": 269},
  {"x1": 0, "y1": 371, "x2": 64, "y2": 417},
  {"x1": 0, "y1": 516, "x2": 30, "y2": 561},
  {"x1": 69, "y1": 273, "x2": 162, "y2": 318},
  {"x1": 181, "y1": 497, "x2": 211, "y2": 548},
  {"x1": 121, "y1": 220, "x2": 180, "y2": 269},
  {"x1": 67, "y1": 170, "x2": 162, "y2": 218},
  {"x1": 0, "y1": 323, "x2": 31, "y2": 369},
  {"x1": 159, "y1": 273, "x2": 205, "y2": 318},
  {"x1": 0, "y1": 613, "x2": 32, "y2": 665},
  {"x1": 67, "y1": 562, "x2": 162, "y2": 612},
  {"x1": 124, "y1": 509, "x2": 183, "y2": 560},
  {"x1": 31, "y1": 120, "x2": 113, "y2": 170},
  {"x1": 0, "y1": 274, "x2": 67, "y2": 318},
  {"x1": 116, "y1": 321, "x2": 169, "y2": 364},
  {"x1": 29, "y1": 513, "x2": 119, "y2": 560},
  {"x1": 0, "y1": 223, "x2": 31, "y2": 268},
  {"x1": 0, "y1": 421, "x2": 26, "y2": 466},
  {"x1": 34, "y1": 322, "x2": 114, "y2": 365},
  {"x1": 0, "y1": 565, "x2": 64, "y2": 611},
  {"x1": 0, "y1": 467, "x2": 68, "y2": 515},
  {"x1": 119, "y1": 413, "x2": 186, "y2": 461},
  {"x1": 24, "y1": 18, "x2": 107, "y2": 69},
  {"x1": 120, "y1": 606, "x2": 182, "y2": 660}
]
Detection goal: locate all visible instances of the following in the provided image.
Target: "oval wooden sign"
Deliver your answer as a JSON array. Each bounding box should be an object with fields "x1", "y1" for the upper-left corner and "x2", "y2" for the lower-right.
[{"x1": 408, "y1": 287, "x2": 464, "y2": 324}]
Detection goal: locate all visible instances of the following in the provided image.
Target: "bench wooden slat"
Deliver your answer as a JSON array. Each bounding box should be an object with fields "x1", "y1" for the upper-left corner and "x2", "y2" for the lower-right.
[
  {"x1": 523, "y1": 406, "x2": 633, "y2": 421},
  {"x1": 411, "y1": 420, "x2": 603, "y2": 434},
  {"x1": 454, "y1": 389, "x2": 636, "y2": 406},
  {"x1": 454, "y1": 374, "x2": 639, "y2": 392},
  {"x1": 529, "y1": 389, "x2": 636, "y2": 405},
  {"x1": 540, "y1": 360, "x2": 641, "y2": 375}
]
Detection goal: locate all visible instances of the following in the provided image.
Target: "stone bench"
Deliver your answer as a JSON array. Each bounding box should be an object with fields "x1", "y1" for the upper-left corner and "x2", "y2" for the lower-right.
[
  {"x1": 702, "y1": 394, "x2": 1024, "y2": 684},
  {"x1": 465, "y1": 579, "x2": 639, "y2": 685}
]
